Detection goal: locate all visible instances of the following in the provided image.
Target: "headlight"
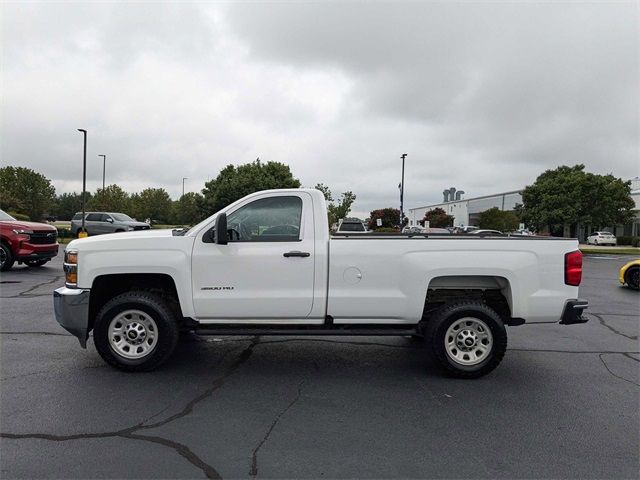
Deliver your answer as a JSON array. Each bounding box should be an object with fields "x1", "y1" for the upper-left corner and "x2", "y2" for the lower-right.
[
  {"x1": 64, "y1": 250, "x2": 78, "y2": 287},
  {"x1": 13, "y1": 229, "x2": 33, "y2": 240}
]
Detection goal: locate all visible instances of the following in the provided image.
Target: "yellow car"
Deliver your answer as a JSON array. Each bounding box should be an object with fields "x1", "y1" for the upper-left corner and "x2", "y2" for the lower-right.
[{"x1": 619, "y1": 259, "x2": 640, "y2": 290}]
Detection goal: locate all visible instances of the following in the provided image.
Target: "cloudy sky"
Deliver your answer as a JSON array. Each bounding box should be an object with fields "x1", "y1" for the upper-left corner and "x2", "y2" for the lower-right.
[{"x1": 2, "y1": 1, "x2": 638, "y2": 217}]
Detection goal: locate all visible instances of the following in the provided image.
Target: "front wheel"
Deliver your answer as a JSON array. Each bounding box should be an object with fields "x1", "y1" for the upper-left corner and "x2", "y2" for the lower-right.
[
  {"x1": 423, "y1": 301, "x2": 507, "y2": 378},
  {"x1": 0, "y1": 243, "x2": 15, "y2": 271},
  {"x1": 625, "y1": 267, "x2": 640, "y2": 290},
  {"x1": 93, "y1": 291, "x2": 180, "y2": 371}
]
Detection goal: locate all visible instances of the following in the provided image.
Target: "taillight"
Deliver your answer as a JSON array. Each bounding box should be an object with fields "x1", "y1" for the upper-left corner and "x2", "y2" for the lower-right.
[{"x1": 565, "y1": 250, "x2": 582, "y2": 286}]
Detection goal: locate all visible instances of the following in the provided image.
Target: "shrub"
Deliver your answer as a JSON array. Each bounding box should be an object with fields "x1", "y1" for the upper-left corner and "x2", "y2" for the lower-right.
[
  {"x1": 634, "y1": 237, "x2": 640, "y2": 248},
  {"x1": 616, "y1": 236, "x2": 639, "y2": 246},
  {"x1": 8, "y1": 211, "x2": 30, "y2": 221},
  {"x1": 375, "y1": 227, "x2": 400, "y2": 233},
  {"x1": 57, "y1": 227, "x2": 72, "y2": 239}
]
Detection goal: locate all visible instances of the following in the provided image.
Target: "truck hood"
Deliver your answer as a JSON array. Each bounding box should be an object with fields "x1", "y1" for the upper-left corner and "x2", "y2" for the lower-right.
[
  {"x1": 0, "y1": 220, "x2": 57, "y2": 232},
  {"x1": 67, "y1": 229, "x2": 175, "y2": 249}
]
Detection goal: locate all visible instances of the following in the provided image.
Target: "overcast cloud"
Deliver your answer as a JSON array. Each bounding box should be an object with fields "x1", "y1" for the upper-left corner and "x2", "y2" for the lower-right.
[{"x1": 2, "y1": 1, "x2": 638, "y2": 217}]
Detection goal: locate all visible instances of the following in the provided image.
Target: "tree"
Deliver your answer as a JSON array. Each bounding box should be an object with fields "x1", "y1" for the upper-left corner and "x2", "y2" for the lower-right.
[
  {"x1": 0, "y1": 166, "x2": 56, "y2": 220},
  {"x1": 368, "y1": 208, "x2": 401, "y2": 230},
  {"x1": 420, "y1": 207, "x2": 454, "y2": 228},
  {"x1": 478, "y1": 208, "x2": 519, "y2": 232},
  {"x1": 52, "y1": 192, "x2": 91, "y2": 221},
  {"x1": 520, "y1": 165, "x2": 635, "y2": 233},
  {"x1": 202, "y1": 158, "x2": 301, "y2": 215},
  {"x1": 170, "y1": 192, "x2": 206, "y2": 225},
  {"x1": 87, "y1": 184, "x2": 131, "y2": 213},
  {"x1": 130, "y1": 188, "x2": 173, "y2": 223},
  {"x1": 314, "y1": 183, "x2": 357, "y2": 228}
]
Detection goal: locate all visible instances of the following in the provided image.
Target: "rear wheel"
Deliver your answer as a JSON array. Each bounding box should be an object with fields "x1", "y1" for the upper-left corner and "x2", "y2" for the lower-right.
[
  {"x1": 625, "y1": 267, "x2": 640, "y2": 290},
  {"x1": 93, "y1": 291, "x2": 180, "y2": 371},
  {"x1": 424, "y1": 301, "x2": 507, "y2": 378},
  {"x1": 0, "y1": 243, "x2": 15, "y2": 271}
]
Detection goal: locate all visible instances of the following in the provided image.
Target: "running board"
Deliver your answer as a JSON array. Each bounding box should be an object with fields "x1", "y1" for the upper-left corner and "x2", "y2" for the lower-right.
[{"x1": 193, "y1": 324, "x2": 418, "y2": 336}]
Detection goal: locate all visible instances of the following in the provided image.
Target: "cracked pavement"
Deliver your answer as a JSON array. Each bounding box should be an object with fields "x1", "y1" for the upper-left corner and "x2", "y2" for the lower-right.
[{"x1": 1, "y1": 254, "x2": 638, "y2": 478}]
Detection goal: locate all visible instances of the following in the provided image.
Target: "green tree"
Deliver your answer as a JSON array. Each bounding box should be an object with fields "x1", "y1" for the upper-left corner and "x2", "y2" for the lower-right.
[
  {"x1": 170, "y1": 192, "x2": 206, "y2": 225},
  {"x1": 87, "y1": 184, "x2": 131, "y2": 213},
  {"x1": 202, "y1": 159, "x2": 301, "y2": 214},
  {"x1": 521, "y1": 165, "x2": 635, "y2": 233},
  {"x1": 314, "y1": 183, "x2": 357, "y2": 228},
  {"x1": 478, "y1": 207, "x2": 519, "y2": 232},
  {"x1": 52, "y1": 192, "x2": 91, "y2": 221},
  {"x1": 368, "y1": 208, "x2": 401, "y2": 230},
  {"x1": 130, "y1": 188, "x2": 173, "y2": 223},
  {"x1": 0, "y1": 166, "x2": 56, "y2": 220},
  {"x1": 420, "y1": 207, "x2": 454, "y2": 228}
]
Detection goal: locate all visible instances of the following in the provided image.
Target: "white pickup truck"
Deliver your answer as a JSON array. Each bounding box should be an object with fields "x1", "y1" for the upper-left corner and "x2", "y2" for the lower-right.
[{"x1": 54, "y1": 188, "x2": 588, "y2": 378}]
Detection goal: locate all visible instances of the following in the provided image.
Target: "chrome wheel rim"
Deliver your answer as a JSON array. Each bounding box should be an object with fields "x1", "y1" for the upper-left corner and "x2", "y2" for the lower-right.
[
  {"x1": 0, "y1": 247, "x2": 6, "y2": 268},
  {"x1": 108, "y1": 309, "x2": 158, "y2": 359},
  {"x1": 445, "y1": 317, "x2": 493, "y2": 366}
]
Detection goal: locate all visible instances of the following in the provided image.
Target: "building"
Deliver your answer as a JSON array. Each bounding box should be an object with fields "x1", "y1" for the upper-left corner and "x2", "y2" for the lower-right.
[
  {"x1": 409, "y1": 178, "x2": 640, "y2": 241},
  {"x1": 408, "y1": 187, "x2": 522, "y2": 228}
]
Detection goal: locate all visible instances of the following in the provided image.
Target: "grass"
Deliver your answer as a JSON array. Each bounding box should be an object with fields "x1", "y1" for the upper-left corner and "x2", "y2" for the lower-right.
[{"x1": 580, "y1": 245, "x2": 640, "y2": 255}]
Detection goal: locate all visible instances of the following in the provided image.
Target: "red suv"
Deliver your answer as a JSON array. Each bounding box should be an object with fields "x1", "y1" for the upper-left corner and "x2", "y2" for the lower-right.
[{"x1": 0, "y1": 209, "x2": 59, "y2": 271}]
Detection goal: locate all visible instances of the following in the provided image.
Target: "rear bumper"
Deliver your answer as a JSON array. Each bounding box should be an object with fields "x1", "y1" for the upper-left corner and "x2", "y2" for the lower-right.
[
  {"x1": 559, "y1": 299, "x2": 589, "y2": 325},
  {"x1": 53, "y1": 287, "x2": 90, "y2": 348}
]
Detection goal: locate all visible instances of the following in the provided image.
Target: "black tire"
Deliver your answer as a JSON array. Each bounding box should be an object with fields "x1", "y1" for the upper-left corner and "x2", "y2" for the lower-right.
[
  {"x1": 93, "y1": 291, "x2": 180, "y2": 372},
  {"x1": 423, "y1": 301, "x2": 507, "y2": 379},
  {"x1": 625, "y1": 267, "x2": 640, "y2": 291},
  {"x1": 26, "y1": 259, "x2": 49, "y2": 267},
  {"x1": 0, "y1": 243, "x2": 15, "y2": 271}
]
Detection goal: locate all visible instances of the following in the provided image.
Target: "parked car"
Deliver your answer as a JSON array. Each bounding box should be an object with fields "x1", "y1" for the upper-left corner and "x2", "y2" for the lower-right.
[
  {"x1": 0, "y1": 209, "x2": 59, "y2": 271},
  {"x1": 71, "y1": 212, "x2": 150, "y2": 237},
  {"x1": 402, "y1": 226, "x2": 425, "y2": 234},
  {"x1": 587, "y1": 232, "x2": 617, "y2": 246},
  {"x1": 453, "y1": 225, "x2": 479, "y2": 234},
  {"x1": 336, "y1": 218, "x2": 366, "y2": 233},
  {"x1": 470, "y1": 229, "x2": 505, "y2": 237},
  {"x1": 619, "y1": 259, "x2": 639, "y2": 290},
  {"x1": 55, "y1": 188, "x2": 588, "y2": 378}
]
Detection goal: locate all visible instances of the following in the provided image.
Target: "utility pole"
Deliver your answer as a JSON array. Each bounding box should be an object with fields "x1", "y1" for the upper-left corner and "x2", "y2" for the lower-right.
[
  {"x1": 78, "y1": 129, "x2": 87, "y2": 236},
  {"x1": 182, "y1": 177, "x2": 188, "y2": 198},
  {"x1": 400, "y1": 153, "x2": 407, "y2": 229},
  {"x1": 99, "y1": 155, "x2": 106, "y2": 190}
]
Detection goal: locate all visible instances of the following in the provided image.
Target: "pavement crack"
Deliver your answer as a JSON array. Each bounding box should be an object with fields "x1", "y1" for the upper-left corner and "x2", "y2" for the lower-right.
[
  {"x1": 139, "y1": 336, "x2": 259, "y2": 431},
  {"x1": 0, "y1": 331, "x2": 71, "y2": 336},
  {"x1": 622, "y1": 353, "x2": 640, "y2": 363},
  {"x1": 507, "y1": 348, "x2": 639, "y2": 354},
  {"x1": 1, "y1": 336, "x2": 261, "y2": 479},
  {"x1": 124, "y1": 432, "x2": 221, "y2": 479},
  {"x1": 598, "y1": 354, "x2": 640, "y2": 387},
  {"x1": 589, "y1": 313, "x2": 638, "y2": 340},
  {"x1": 250, "y1": 379, "x2": 305, "y2": 478},
  {"x1": 3, "y1": 275, "x2": 63, "y2": 299}
]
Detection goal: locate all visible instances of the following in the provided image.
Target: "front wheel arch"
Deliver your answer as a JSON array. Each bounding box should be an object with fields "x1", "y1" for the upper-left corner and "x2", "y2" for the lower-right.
[{"x1": 625, "y1": 267, "x2": 640, "y2": 290}]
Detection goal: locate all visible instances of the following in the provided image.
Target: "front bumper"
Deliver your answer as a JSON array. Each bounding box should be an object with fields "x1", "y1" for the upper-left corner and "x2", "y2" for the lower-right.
[
  {"x1": 559, "y1": 299, "x2": 589, "y2": 325},
  {"x1": 53, "y1": 287, "x2": 90, "y2": 348}
]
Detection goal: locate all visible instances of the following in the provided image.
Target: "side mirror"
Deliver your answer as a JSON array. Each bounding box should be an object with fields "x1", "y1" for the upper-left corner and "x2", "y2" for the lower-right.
[
  {"x1": 106, "y1": 218, "x2": 114, "y2": 223},
  {"x1": 214, "y1": 213, "x2": 228, "y2": 245}
]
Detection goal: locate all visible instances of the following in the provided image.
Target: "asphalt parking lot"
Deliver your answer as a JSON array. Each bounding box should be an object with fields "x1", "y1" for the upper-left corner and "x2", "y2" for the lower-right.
[{"x1": 1, "y1": 253, "x2": 638, "y2": 479}]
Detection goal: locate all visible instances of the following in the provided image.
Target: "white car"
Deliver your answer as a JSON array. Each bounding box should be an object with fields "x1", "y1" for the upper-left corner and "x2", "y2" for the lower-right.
[
  {"x1": 586, "y1": 232, "x2": 617, "y2": 246},
  {"x1": 54, "y1": 188, "x2": 588, "y2": 378}
]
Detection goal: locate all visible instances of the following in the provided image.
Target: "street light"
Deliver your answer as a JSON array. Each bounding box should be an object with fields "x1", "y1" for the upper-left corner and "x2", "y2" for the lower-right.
[
  {"x1": 78, "y1": 129, "x2": 87, "y2": 237},
  {"x1": 399, "y1": 153, "x2": 407, "y2": 229},
  {"x1": 98, "y1": 154, "x2": 106, "y2": 190},
  {"x1": 182, "y1": 177, "x2": 188, "y2": 198}
]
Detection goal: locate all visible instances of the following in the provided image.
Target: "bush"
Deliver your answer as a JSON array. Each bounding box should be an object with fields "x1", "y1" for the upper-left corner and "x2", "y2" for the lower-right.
[
  {"x1": 375, "y1": 227, "x2": 400, "y2": 233},
  {"x1": 57, "y1": 227, "x2": 72, "y2": 239},
  {"x1": 8, "y1": 211, "x2": 30, "y2": 221},
  {"x1": 616, "y1": 236, "x2": 639, "y2": 246}
]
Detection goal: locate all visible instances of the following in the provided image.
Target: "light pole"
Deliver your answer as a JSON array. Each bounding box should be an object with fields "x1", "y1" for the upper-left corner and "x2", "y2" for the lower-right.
[
  {"x1": 182, "y1": 177, "x2": 188, "y2": 198},
  {"x1": 399, "y1": 153, "x2": 407, "y2": 229},
  {"x1": 98, "y1": 154, "x2": 106, "y2": 190},
  {"x1": 78, "y1": 129, "x2": 87, "y2": 236}
]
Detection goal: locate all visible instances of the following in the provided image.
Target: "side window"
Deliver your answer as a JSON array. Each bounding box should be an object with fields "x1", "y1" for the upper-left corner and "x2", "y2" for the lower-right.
[
  {"x1": 72, "y1": 214, "x2": 82, "y2": 221},
  {"x1": 86, "y1": 213, "x2": 102, "y2": 221},
  {"x1": 227, "y1": 196, "x2": 302, "y2": 242},
  {"x1": 101, "y1": 214, "x2": 113, "y2": 222}
]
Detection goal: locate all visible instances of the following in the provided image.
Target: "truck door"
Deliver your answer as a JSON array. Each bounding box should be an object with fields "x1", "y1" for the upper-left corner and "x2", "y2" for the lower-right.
[{"x1": 191, "y1": 192, "x2": 316, "y2": 320}]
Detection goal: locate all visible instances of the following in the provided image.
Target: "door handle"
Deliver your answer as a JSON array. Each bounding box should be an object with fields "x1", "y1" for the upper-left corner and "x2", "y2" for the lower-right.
[{"x1": 283, "y1": 251, "x2": 311, "y2": 258}]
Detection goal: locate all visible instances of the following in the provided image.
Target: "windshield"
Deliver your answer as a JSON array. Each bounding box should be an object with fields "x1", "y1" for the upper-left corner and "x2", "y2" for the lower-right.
[
  {"x1": 111, "y1": 213, "x2": 134, "y2": 222},
  {"x1": 0, "y1": 210, "x2": 16, "y2": 221},
  {"x1": 340, "y1": 222, "x2": 365, "y2": 232}
]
